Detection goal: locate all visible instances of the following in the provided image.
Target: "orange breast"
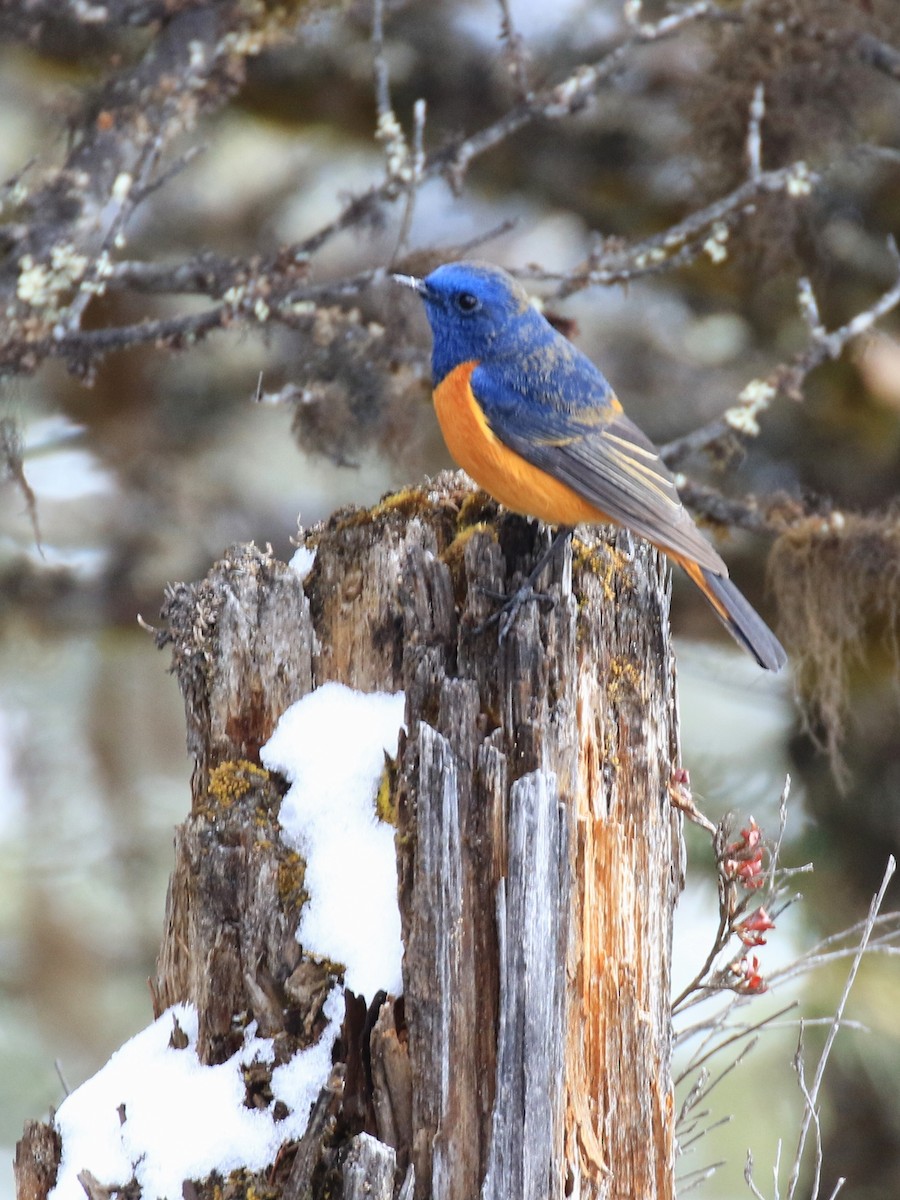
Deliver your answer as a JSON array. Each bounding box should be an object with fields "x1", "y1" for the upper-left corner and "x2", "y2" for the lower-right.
[{"x1": 433, "y1": 361, "x2": 611, "y2": 527}]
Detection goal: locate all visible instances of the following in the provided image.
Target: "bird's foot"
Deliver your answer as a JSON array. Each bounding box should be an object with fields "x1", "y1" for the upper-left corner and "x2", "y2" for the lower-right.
[
  {"x1": 475, "y1": 583, "x2": 556, "y2": 642},
  {"x1": 474, "y1": 525, "x2": 573, "y2": 643}
]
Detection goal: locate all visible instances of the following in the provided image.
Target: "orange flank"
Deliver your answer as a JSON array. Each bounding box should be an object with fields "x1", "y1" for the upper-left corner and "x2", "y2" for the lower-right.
[{"x1": 434, "y1": 362, "x2": 616, "y2": 528}]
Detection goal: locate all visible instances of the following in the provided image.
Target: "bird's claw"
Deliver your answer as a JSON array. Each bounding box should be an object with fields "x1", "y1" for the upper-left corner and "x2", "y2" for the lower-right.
[
  {"x1": 472, "y1": 526, "x2": 572, "y2": 642},
  {"x1": 474, "y1": 583, "x2": 556, "y2": 641}
]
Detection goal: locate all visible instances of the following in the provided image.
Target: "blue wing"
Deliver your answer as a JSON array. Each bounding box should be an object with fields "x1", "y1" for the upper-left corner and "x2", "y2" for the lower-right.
[{"x1": 470, "y1": 349, "x2": 728, "y2": 575}]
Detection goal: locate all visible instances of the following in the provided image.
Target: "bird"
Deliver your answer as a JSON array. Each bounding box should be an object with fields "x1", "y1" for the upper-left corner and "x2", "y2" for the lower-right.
[{"x1": 395, "y1": 260, "x2": 786, "y2": 672}]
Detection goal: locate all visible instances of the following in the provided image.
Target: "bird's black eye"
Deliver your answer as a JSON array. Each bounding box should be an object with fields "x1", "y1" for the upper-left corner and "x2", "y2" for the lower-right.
[{"x1": 455, "y1": 291, "x2": 479, "y2": 313}]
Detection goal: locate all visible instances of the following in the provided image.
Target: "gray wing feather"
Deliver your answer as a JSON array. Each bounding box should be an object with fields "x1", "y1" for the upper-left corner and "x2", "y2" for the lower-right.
[{"x1": 497, "y1": 412, "x2": 728, "y2": 575}]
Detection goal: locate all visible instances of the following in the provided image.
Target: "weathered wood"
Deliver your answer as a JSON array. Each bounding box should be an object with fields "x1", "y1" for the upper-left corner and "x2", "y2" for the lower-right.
[
  {"x1": 564, "y1": 539, "x2": 683, "y2": 1200},
  {"x1": 281, "y1": 1069, "x2": 343, "y2": 1200},
  {"x1": 15, "y1": 471, "x2": 683, "y2": 1200},
  {"x1": 342, "y1": 1134, "x2": 396, "y2": 1200},
  {"x1": 158, "y1": 545, "x2": 315, "y2": 808},
  {"x1": 394, "y1": 487, "x2": 682, "y2": 1200},
  {"x1": 481, "y1": 770, "x2": 569, "y2": 1200},
  {"x1": 14, "y1": 1120, "x2": 61, "y2": 1200},
  {"x1": 370, "y1": 999, "x2": 414, "y2": 1161}
]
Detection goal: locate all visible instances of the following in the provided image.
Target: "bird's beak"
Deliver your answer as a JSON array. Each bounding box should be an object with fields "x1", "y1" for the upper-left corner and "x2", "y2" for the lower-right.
[{"x1": 392, "y1": 273, "x2": 431, "y2": 298}]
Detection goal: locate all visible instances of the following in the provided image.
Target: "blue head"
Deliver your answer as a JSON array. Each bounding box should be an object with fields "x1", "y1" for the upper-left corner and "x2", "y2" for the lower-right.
[{"x1": 396, "y1": 260, "x2": 551, "y2": 383}]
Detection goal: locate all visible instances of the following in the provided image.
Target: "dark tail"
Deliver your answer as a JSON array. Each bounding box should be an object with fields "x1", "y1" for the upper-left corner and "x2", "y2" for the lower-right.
[{"x1": 683, "y1": 561, "x2": 787, "y2": 672}]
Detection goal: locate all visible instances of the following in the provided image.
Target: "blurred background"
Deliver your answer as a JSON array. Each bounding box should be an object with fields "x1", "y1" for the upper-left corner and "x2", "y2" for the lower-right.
[{"x1": 1, "y1": 1, "x2": 900, "y2": 1197}]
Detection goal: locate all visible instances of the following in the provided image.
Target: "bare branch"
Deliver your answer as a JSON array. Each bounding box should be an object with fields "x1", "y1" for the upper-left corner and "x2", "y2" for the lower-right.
[
  {"x1": 792, "y1": 1025, "x2": 825, "y2": 1200},
  {"x1": 784, "y1": 857, "x2": 897, "y2": 1200},
  {"x1": 662, "y1": 237, "x2": 900, "y2": 469},
  {"x1": 677, "y1": 1161, "x2": 727, "y2": 1194},
  {"x1": 744, "y1": 1149, "x2": 771, "y2": 1200},
  {"x1": 392, "y1": 98, "x2": 428, "y2": 264},
  {"x1": 519, "y1": 160, "x2": 818, "y2": 296},
  {"x1": 0, "y1": 0, "x2": 731, "y2": 379},
  {"x1": 435, "y1": 0, "x2": 722, "y2": 192},
  {"x1": 0, "y1": 0, "x2": 207, "y2": 37},
  {"x1": 0, "y1": 1, "x2": 286, "y2": 374},
  {"x1": 1, "y1": 416, "x2": 42, "y2": 550},
  {"x1": 675, "y1": 1003, "x2": 798, "y2": 1082},
  {"x1": 371, "y1": 0, "x2": 392, "y2": 127}
]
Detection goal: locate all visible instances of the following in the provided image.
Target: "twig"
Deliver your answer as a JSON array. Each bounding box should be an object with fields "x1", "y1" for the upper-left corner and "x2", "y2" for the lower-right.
[
  {"x1": 392, "y1": 98, "x2": 427, "y2": 265},
  {"x1": 520, "y1": 160, "x2": 818, "y2": 296},
  {"x1": 680, "y1": 1036, "x2": 761, "y2": 1118},
  {"x1": 792, "y1": 1025, "x2": 824, "y2": 1200},
  {"x1": 678, "y1": 1114, "x2": 732, "y2": 1153},
  {"x1": 672, "y1": 907, "x2": 730, "y2": 1012},
  {"x1": 46, "y1": 305, "x2": 228, "y2": 374},
  {"x1": 54, "y1": 1057, "x2": 71, "y2": 1098},
  {"x1": 496, "y1": 0, "x2": 531, "y2": 100},
  {"x1": 130, "y1": 143, "x2": 207, "y2": 207},
  {"x1": 746, "y1": 84, "x2": 765, "y2": 180},
  {"x1": 678, "y1": 1161, "x2": 727, "y2": 1193},
  {"x1": 371, "y1": 0, "x2": 428, "y2": 263},
  {"x1": 61, "y1": 132, "x2": 167, "y2": 334},
  {"x1": 0, "y1": 416, "x2": 42, "y2": 550},
  {"x1": 744, "y1": 1149, "x2": 770, "y2": 1200},
  {"x1": 673, "y1": 478, "x2": 784, "y2": 536},
  {"x1": 371, "y1": 0, "x2": 392, "y2": 127},
  {"x1": 675, "y1": 1002, "x2": 798, "y2": 1083},
  {"x1": 662, "y1": 237, "x2": 900, "y2": 468},
  {"x1": 852, "y1": 144, "x2": 900, "y2": 164},
  {"x1": 783, "y1": 855, "x2": 897, "y2": 1200}
]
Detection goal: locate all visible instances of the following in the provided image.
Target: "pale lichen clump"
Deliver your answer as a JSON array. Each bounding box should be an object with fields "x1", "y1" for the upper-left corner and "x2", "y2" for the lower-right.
[
  {"x1": 702, "y1": 222, "x2": 730, "y2": 265},
  {"x1": 634, "y1": 245, "x2": 668, "y2": 270},
  {"x1": 785, "y1": 161, "x2": 813, "y2": 197},
  {"x1": 725, "y1": 378, "x2": 777, "y2": 437},
  {"x1": 376, "y1": 109, "x2": 412, "y2": 183},
  {"x1": 17, "y1": 243, "x2": 89, "y2": 312}
]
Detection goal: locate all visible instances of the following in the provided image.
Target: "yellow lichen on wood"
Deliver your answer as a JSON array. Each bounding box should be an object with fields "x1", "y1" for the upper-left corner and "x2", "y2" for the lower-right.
[
  {"x1": 440, "y1": 522, "x2": 492, "y2": 578},
  {"x1": 276, "y1": 852, "x2": 308, "y2": 914},
  {"x1": 456, "y1": 488, "x2": 497, "y2": 528},
  {"x1": 607, "y1": 655, "x2": 643, "y2": 699},
  {"x1": 375, "y1": 753, "x2": 399, "y2": 826},
  {"x1": 371, "y1": 485, "x2": 432, "y2": 521},
  {"x1": 572, "y1": 536, "x2": 633, "y2": 604},
  {"x1": 206, "y1": 760, "x2": 271, "y2": 810},
  {"x1": 331, "y1": 485, "x2": 433, "y2": 534}
]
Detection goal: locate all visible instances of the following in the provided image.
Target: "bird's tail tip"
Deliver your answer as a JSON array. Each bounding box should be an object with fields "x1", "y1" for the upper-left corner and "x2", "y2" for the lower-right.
[{"x1": 698, "y1": 568, "x2": 787, "y2": 673}]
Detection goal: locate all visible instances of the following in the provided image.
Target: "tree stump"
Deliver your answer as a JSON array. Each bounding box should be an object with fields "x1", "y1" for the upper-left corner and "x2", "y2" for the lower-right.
[{"x1": 15, "y1": 470, "x2": 683, "y2": 1200}]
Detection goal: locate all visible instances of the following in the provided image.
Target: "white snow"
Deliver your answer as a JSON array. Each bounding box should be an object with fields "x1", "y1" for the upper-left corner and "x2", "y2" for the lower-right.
[
  {"x1": 48, "y1": 681, "x2": 406, "y2": 1200},
  {"x1": 51, "y1": 993, "x2": 343, "y2": 1200},
  {"x1": 289, "y1": 546, "x2": 316, "y2": 580},
  {"x1": 261, "y1": 681, "x2": 406, "y2": 998}
]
